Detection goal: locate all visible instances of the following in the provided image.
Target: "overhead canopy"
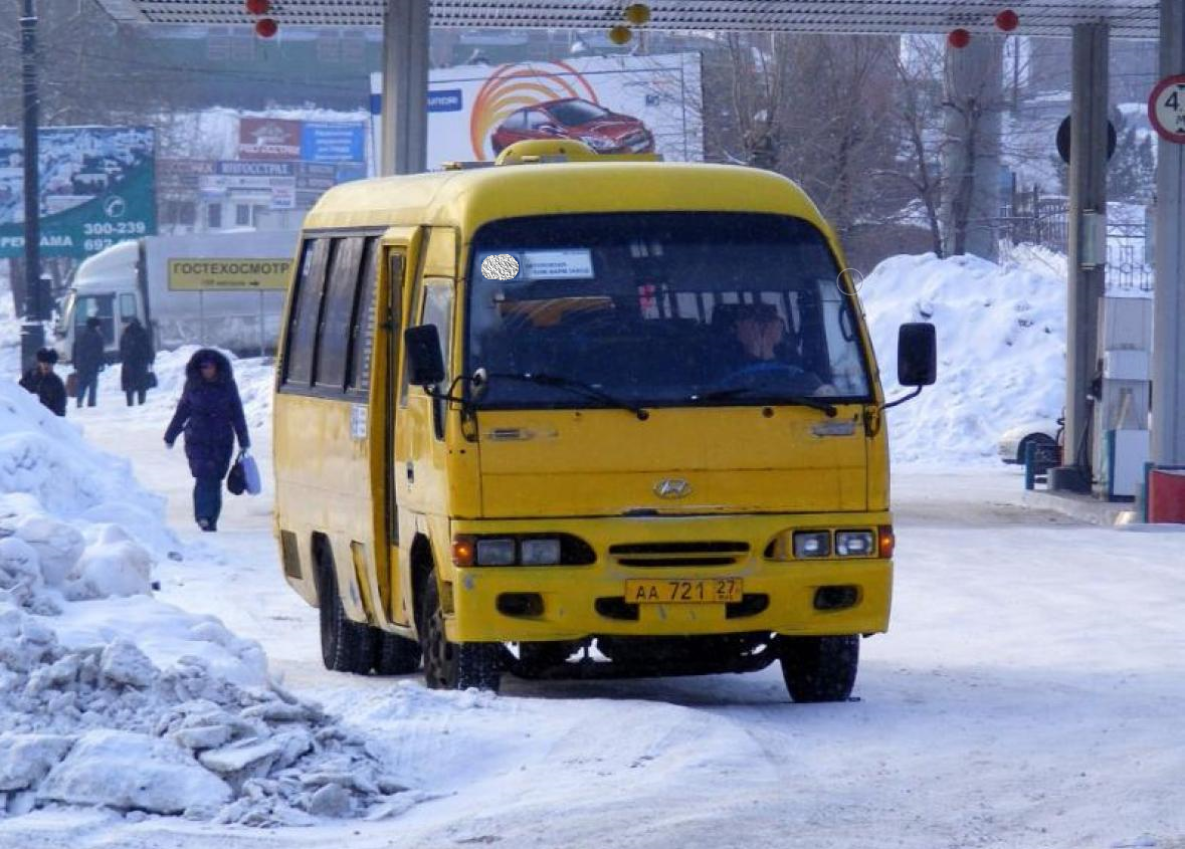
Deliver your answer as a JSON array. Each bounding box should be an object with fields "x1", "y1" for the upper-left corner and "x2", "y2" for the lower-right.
[{"x1": 95, "y1": 0, "x2": 1159, "y2": 37}]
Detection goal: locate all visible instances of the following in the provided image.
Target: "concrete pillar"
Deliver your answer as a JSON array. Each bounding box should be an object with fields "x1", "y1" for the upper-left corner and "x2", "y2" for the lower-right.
[
  {"x1": 1153, "y1": 0, "x2": 1185, "y2": 465},
  {"x1": 380, "y1": 0, "x2": 430, "y2": 176},
  {"x1": 1053, "y1": 21, "x2": 1109, "y2": 493},
  {"x1": 941, "y1": 36, "x2": 1003, "y2": 260}
]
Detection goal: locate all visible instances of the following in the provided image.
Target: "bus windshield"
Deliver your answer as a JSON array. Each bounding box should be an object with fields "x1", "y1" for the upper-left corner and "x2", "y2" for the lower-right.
[{"x1": 465, "y1": 212, "x2": 872, "y2": 409}]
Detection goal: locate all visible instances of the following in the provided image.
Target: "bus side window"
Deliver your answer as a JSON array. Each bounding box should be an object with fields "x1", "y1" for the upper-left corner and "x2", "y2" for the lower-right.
[
  {"x1": 421, "y1": 285, "x2": 454, "y2": 378},
  {"x1": 421, "y1": 284, "x2": 454, "y2": 440},
  {"x1": 348, "y1": 237, "x2": 381, "y2": 394},
  {"x1": 284, "y1": 239, "x2": 330, "y2": 387},
  {"x1": 399, "y1": 270, "x2": 425, "y2": 408},
  {"x1": 315, "y1": 236, "x2": 365, "y2": 391}
]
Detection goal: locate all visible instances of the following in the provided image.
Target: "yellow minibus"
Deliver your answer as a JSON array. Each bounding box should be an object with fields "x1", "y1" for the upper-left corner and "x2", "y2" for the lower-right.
[{"x1": 273, "y1": 140, "x2": 935, "y2": 701}]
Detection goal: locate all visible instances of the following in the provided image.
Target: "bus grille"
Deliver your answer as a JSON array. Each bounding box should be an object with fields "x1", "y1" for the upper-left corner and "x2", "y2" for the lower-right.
[{"x1": 608, "y1": 541, "x2": 749, "y2": 567}]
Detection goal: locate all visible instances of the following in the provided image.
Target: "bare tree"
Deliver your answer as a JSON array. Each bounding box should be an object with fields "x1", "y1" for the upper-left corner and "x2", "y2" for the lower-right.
[
  {"x1": 877, "y1": 37, "x2": 947, "y2": 257},
  {"x1": 707, "y1": 32, "x2": 903, "y2": 265}
]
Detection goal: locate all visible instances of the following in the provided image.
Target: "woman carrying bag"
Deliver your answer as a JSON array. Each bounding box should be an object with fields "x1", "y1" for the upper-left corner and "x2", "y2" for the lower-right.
[{"x1": 163, "y1": 349, "x2": 251, "y2": 532}]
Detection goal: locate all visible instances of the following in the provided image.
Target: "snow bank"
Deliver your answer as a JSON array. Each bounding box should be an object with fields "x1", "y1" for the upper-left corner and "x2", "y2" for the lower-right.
[
  {"x1": 0, "y1": 275, "x2": 17, "y2": 357},
  {"x1": 0, "y1": 380, "x2": 413, "y2": 825},
  {"x1": 861, "y1": 249, "x2": 1068, "y2": 465},
  {"x1": 0, "y1": 382, "x2": 174, "y2": 556}
]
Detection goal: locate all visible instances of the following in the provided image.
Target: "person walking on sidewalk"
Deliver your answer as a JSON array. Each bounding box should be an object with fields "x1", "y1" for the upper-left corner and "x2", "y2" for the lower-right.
[
  {"x1": 119, "y1": 317, "x2": 155, "y2": 406},
  {"x1": 18, "y1": 348, "x2": 68, "y2": 417},
  {"x1": 72, "y1": 317, "x2": 106, "y2": 408},
  {"x1": 163, "y1": 348, "x2": 251, "y2": 532}
]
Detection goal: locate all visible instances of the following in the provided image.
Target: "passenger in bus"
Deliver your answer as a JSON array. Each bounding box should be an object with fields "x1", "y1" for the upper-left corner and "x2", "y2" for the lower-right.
[
  {"x1": 163, "y1": 349, "x2": 251, "y2": 533},
  {"x1": 19, "y1": 348, "x2": 67, "y2": 417},
  {"x1": 72, "y1": 317, "x2": 105, "y2": 409}
]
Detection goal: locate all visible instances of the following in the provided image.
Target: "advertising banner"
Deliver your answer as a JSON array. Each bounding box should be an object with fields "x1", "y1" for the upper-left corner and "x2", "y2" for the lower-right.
[
  {"x1": 158, "y1": 159, "x2": 216, "y2": 194},
  {"x1": 0, "y1": 126, "x2": 156, "y2": 259},
  {"x1": 423, "y1": 53, "x2": 704, "y2": 165},
  {"x1": 168, "y1": 257, "x2": 293, "y2": 291},
  {"x1": 199, "y1": 161, "x2": 297, "y2": 208},
  {"x1": 239, "y1": 117, "x2": 302, "y2": 160},
  {"x1": 300, "y1": 122, "x2": 366, "y2": 162}
]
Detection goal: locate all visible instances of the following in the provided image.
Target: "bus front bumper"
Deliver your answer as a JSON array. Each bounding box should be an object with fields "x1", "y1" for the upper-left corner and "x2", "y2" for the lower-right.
[{"x1": 441, "y1": 513, "x2": 893, "y2": 644}]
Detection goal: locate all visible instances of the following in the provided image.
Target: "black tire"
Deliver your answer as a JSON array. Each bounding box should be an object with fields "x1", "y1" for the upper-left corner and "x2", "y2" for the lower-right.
[
  {"x1": 419, "y1": 572, "x2": 501, "y2": 692},
  {"x1": 1017, "y1": 433, "x2": 1056, "y2": 465},
  {"x1": 318, "y1": 554, "x2": 377, "y2": 675},
  {"x1": 778, "y1": 635, "x2": 859, "y2": 703},
  {"x1": 374, "y1": 629, "x2": 422, "y2": 675}
]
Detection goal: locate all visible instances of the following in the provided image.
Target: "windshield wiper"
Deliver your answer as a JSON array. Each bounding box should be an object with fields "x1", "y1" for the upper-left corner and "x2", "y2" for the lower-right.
[
  {"x1": 480, "y1": 371, "x2": 650, "y2": 421},
  {"x1": 691, "y1": 387, "x2": 838, "y2": 417}
]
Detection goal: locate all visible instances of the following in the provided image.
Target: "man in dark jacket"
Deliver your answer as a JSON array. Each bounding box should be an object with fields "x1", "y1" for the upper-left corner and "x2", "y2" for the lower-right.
[
  {"x1": 19, "y1": 348, "x2": 68, "y2": 417},
  {"x1": 163, "y1": 348, "x2": 251, "y2": 532},
  {"x1": 118, "y1": 317, "x2": 155, "y2": 406},
  {"x1": 72, "y1": 317, "x2": 106, "y2": 408}
]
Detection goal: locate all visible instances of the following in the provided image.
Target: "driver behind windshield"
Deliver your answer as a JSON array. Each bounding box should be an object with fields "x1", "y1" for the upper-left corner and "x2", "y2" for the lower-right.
[
  {"x1": 733, "y1": 302, "x2": 785, "y2": 362},
  {"x1": 719, "y1": 302, "x2": 831, "y2": 396}
]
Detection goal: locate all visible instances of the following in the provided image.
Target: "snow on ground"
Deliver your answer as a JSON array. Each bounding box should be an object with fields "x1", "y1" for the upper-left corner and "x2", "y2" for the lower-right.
[{"x1": 2, "y1": 249, "x2": 1184, "y2": 848}]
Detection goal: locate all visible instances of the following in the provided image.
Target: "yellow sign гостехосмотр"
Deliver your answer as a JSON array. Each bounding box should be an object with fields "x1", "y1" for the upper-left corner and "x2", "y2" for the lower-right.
[{"x1": 167, "y1": 258, "x2": 292, "y2": 291}]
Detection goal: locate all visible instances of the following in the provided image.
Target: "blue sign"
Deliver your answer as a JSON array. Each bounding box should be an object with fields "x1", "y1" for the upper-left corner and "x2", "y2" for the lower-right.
[
  {"x1": 335, "y1": 162, "x2": 368, "y2": 184},
  {"x1": 300, "y1": 122, "x2": 366, "y2": 163},
  {"x1": 428, "y1": 90, "x2": 464, "y2": 113}
]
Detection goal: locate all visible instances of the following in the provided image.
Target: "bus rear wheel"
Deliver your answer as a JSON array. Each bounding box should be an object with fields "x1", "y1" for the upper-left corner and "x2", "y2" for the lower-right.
[
  {"x1": 317, "y1": 555, "x2": 377, "y2": 675},
  {"x1": 778, "y1": 635, "x2": 859, "y2": 703},
  {"x1": 419, "y1": 572, "x2": 501, "y2": 692},
  {"x1": 375, "y1": 630, "x2": 422, "y2": 675}
]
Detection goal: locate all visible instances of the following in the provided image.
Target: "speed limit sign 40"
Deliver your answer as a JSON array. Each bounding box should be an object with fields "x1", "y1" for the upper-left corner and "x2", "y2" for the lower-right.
[{"x1": 1149, "y1": 74, "x2": 1185, "y2": 143}]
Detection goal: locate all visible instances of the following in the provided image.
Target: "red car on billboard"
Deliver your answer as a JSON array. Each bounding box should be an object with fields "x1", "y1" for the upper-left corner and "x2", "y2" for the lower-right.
[{"x1": 490, "y1": 98, "x2": 655, "y2": 155}]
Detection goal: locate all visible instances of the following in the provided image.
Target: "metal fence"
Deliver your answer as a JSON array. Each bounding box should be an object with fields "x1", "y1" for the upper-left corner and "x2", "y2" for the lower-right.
[{"x1": 997, "y1": 190, "x2": 1154, "y2": 293}]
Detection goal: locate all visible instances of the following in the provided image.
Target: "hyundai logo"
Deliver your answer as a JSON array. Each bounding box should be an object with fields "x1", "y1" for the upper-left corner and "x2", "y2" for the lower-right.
[{"x1": 654, "y1": 478, "x2": 691, "y2": 499}]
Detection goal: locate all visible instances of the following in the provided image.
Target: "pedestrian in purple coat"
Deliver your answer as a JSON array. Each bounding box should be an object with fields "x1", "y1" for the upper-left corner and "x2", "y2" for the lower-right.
[{"x1": 163, "y1": 349, "x2": 251, "y2": 532}]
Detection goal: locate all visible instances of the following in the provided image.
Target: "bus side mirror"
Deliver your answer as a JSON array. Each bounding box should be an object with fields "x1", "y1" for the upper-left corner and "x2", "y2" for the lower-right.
[
  {"x1": 898, "y1": 323, "x2": 937, "y2": 387},
  {"x1": 404, "y1": 325, "x2": 445, "y2": 387}
]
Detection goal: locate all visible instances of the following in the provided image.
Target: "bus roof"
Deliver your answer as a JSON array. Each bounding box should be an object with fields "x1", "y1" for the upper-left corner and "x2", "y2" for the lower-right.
[{"x1": 301, "y1": 162, "x2": 833, "y2": 239}]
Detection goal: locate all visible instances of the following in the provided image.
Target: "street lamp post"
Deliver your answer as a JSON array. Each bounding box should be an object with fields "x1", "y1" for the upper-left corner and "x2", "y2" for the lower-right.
[{"x1": 19, "y1": 0, "x2": 44, "y2": 371}]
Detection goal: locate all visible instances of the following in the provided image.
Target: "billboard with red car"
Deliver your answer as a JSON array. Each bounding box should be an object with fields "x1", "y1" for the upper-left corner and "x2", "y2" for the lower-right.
[{"x1": 424, "y1": 53, "x2": 703, "y2": 164}]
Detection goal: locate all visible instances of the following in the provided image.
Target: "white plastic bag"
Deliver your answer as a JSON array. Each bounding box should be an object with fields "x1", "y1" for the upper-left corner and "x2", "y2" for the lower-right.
[{"x1": 241, "y1": 452, "x2": 262, "y2": 496}]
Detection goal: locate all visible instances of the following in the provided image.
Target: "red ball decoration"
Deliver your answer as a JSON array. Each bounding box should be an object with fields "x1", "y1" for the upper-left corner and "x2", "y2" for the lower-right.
[
  {"x1": 245, "y1": 0, "x2": 270, "y2": 14},
  {"x1": 254, "y1": 17, "x2": 278, "y2": 37},
  {"x1": 947, "y1": 28, "x2": 971, "y2": 48},
  {"x1": 995, "y1": 9, "x2": 1019, "y2": 31}
]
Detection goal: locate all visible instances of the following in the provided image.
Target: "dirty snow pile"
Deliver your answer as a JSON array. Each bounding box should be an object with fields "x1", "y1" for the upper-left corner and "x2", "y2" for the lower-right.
[
  {"x1": 861, "y1": 247, "x2": 1071, "y2": 465},
  {"x1": 0, "y1": 382, "x2": 414, "y2": 826}
]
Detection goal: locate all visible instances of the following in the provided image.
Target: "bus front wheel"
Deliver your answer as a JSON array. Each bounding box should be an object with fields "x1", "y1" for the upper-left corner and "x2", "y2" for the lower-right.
[
  {"x1": 778, "y1": 635, "x2": 859, "y2": 703},
  {"x1": 419, "y1": 572, "x2": 502, "y2": 692}
]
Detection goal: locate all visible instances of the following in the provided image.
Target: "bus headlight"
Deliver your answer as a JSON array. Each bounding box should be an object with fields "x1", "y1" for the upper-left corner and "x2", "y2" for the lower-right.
[
  {"x1": 476, "y1": 538, "x2": 516, "y2": 566},
  {"x1": 835, "y1": 530, "x2": 875, "y2": 557},
  {"x1": 793, "y1": 531, "x2": 831, "y2": 558},
  {"x1": 520, "y1": 538, "x2": 561, "y2": 565},
  {"x1": 453, "y1": 534, "x2": 596, "y2": 566}
]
